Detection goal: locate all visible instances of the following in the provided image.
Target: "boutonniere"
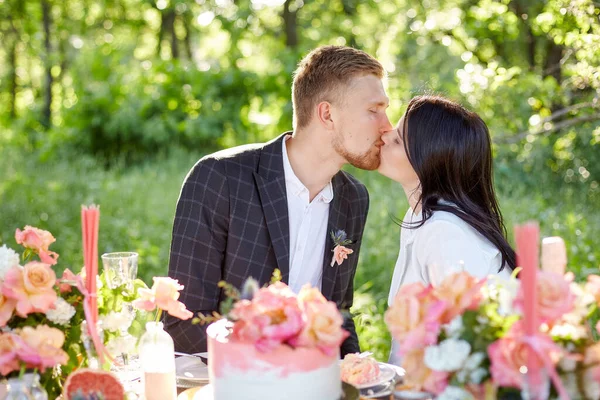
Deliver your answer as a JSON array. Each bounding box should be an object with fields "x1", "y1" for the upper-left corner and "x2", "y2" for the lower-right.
[{"x1": 330, "y1": 229, "x2": 354, "y2": 267}]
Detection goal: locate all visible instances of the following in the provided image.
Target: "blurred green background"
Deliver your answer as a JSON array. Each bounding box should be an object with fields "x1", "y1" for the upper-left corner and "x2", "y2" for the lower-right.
[{"x1": 1, "y1": 0, "x2": 599, "y2": 360}]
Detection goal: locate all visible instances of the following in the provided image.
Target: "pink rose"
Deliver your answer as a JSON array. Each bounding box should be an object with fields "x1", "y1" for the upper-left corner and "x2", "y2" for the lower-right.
[
  {"x1": 289, "y1": 285, "x2": 348, "y2": 355},
  {"x1": 385, "y1": 283, "x2": 447, "y2": 356},
  {"x1": 401, "y1": 349, "x2": 449, "y2": 394},
  {"x1": 0, "y1": 291, "x2": 16, "y2": 326},
  {"x1": 488, "y1": 323, "x2": 562, "y2": 389},
  {"x1": 15, "y1": 226, "x2": 59, "y2": 265},
  {"x1": 132, "y1": 277, "x2": 193, "y2": 320},
  {"x1": 58, "y1": 268, "x2": 77, "y2": 293},
  {"x1": 514, "y1": 270, "x2": 575, "y2": 325},
  {"x1": 230, "y1": 282, "x2": 304, "y2": 352},
  {"x1": 584, "y1": 342, "x2": 600, "y2": 381},
  {"x1": 2, "y1": 263, "x2": 57, "y2": 317},
  {"x1": 331, "y1": 245, "x2": 354, "y2": 267},
  {"x1": 433, "y1": 272, "x2": 486, "y2": 324},
  {"x1": 0, "y1": 332, "x2": 19, "y2": 375},
  {"x1": 15, "y1": 325, "x2": 68, "y2": 371},
  {"x1": 585, "y1": 275, "x2": 600, "y2": 306}
]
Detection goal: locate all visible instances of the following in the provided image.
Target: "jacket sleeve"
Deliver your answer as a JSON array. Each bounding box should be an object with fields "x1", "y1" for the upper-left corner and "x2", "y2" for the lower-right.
[{"x1": 165, "y1": 157, "x2": 230, "y2": 353}]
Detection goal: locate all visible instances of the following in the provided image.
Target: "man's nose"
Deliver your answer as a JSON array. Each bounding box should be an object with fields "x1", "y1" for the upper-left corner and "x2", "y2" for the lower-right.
[{"x1": 381, "y1": 114, "x2": 393, "y2": 132}]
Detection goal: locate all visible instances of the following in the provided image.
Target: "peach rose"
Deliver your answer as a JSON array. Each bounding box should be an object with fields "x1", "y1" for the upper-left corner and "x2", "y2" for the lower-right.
[
  {"x1": 331, "y1": 245, "x2": 354, "y2": 267},
  {"x1": 585, "y1": 275, "x2": 600, "y2": 306},
  {"x1": 231, "y1": 282, "x2": 304, "y2": 352},
  {"x1": 2, "y1": 263, "x2": 57, "y2": 317},
  {"x1": 132, "y1": 277, "x2": 193, "y2": 320},
  {"x1": 584, "y1": 342, "x2": 600, "y2": 381},
  {"x1": 488, "y1": 323, "x2": 562, "y2": 389},
  {"x1": 0, "y1": 291, "x2": 16, "y2": 326},
  {"x1": 15, "y1": 226, "x2": 59, "y2": 265},
  {"x1": 433, "y1": 271, "x2": 486, "y2": 324},
  {"x1": 401, "y1": 348, "x2": 449, "y2": 394},
  {"x1": 514, "y1": 270, "x2": 575, "y2": 325},
  {"x1": 289, "y1": 285, "x2": 348, "y2": 355},
  {"x1": 0, "y1": 332, "x2": 19, "y2": 375},
  {"x1": 16, "y1": 325, "x2": 68, "y2": 371},
  {"x1": 385, "y1": 283, "x2": 447, "y2": 356}
]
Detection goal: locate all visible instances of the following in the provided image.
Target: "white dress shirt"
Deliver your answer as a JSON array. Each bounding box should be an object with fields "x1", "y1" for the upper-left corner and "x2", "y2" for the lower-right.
[
  {"x1": 282, "y1": 136, "x2": 333, "y2": 293},
  {"x1": 387, "y1": 202, "x2": 512, "y2": 365}
]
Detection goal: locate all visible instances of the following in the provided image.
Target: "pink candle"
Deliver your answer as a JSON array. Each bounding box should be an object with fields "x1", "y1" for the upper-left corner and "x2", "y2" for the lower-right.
[{"x1": 515, "y1": 222, "x2": 540, "y2": 336}]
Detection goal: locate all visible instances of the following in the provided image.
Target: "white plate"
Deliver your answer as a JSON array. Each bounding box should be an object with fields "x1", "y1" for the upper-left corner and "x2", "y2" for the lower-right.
[
  {"x1": 394, "y1": 389, "x2": 434, "y2": 399},
  {"x1": 342, "y1": 362, "x2": 399, "y2": 390},
  {"x1": 175, "y1": 354, "x2": 209, "y2": 383}
]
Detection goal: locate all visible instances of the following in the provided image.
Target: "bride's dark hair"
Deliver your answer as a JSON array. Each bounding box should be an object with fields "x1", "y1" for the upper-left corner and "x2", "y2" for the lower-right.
[{"x1": 402, "y1": 95, "x2": 516, "y2": 271}]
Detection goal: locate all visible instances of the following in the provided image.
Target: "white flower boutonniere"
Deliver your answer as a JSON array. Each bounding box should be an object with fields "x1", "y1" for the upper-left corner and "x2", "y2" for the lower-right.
[{"x1": 330, "y1": 229, "x2": 354, "y2": 267}]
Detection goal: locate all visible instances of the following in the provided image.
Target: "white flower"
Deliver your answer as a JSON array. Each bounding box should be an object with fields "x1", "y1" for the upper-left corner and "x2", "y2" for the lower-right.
[
  {"x1": 456, "y1": 352, "x2": 486, "y2": 384},
  {"x1": 101, "y1": 308, "x2": 135, "y2": 332},
  {"x1": 0, "y1": 245, "x2": 19, "y2": 280},
  {"x1": 106, "y1": 335, "x2": 137, "y2": 356},
  {"x1": 424, "y1": 339, "x2": 471, "y2": 372},
  {"x1": 45, "y1": 297, "x2": 76, "y2": 325},
  {"x1": 437, "y1": 386, "x2": 474, "y2": 400},
  {"x1": 443, "y1": 316, "x2": 464, "y2": 338},
  {"x1": 485, "y1": 275, "x2": 520, "y2": 316},
  {"x1": 469, "y1": 367, "x2": 487, "y2": 384}
]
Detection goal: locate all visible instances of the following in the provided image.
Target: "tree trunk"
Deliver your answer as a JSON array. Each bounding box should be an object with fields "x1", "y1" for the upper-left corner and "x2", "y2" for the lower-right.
[
  {"x1": 283, "y1": 0, "x2": 298, "y2": 48},
  {"x1": 7, "y1": 36, "x2": 17, "y2": 119},
  {"x1": 544, "y1": 40, "x2": 563, "y2": 84},
  {"x1": 183, "y1": 13, "x2": 193, "y2": 61},
  {"x1": 341, "y1": 0, "x2": 357, "y2": 47},
  {"x1": 41, "y1": 0, "x2": 53, "y2": 128}
]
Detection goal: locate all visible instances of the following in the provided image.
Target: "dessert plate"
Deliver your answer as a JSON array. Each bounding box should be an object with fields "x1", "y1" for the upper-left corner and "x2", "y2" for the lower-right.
[
  {"x1": 341, "y1": 361, "x2": 402, "y2": 390},
  {"x1": 175, "y1": 354, "x2": 209, "y2": 385},
  {"x1": 190, "y1": 382, "x2": 359, "y2": 400}
]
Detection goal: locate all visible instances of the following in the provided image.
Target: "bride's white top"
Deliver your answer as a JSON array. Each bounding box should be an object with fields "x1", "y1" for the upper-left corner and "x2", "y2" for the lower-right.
[{"x1": 387, "y1": 204, "x2": 512, "y2": 365}]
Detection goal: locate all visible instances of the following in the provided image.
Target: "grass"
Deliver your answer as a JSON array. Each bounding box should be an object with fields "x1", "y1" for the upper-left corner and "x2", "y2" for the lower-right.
[{"x1": 2, "y1": 145, "x2": 599, "y2": 362}]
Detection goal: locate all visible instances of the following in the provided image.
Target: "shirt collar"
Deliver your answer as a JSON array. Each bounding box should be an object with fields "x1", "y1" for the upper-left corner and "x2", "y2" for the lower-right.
[{"x1": 282, "y1": 136, "x2": 334, "y2": 203}]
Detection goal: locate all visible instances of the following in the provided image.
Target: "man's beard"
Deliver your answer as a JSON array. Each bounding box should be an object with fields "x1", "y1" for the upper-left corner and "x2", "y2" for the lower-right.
[{"x1": 332, "y1": 132, "x2": 381, "y2": 170}]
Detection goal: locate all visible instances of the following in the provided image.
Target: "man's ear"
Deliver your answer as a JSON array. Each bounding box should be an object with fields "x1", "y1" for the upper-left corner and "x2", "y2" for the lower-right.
[{"x1": 316, "y1": 101, "x2": 335, "y2": 130}]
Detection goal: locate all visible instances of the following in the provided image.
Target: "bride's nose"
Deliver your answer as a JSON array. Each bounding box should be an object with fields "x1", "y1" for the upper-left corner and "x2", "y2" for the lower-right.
[{"x1": 381, "y1": 130, "x2": 393, "y2": 144}]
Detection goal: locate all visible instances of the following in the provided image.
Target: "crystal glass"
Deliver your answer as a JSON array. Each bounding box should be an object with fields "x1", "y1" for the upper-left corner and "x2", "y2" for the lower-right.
[
  {"x1": 521, "y1": 367, "x2": 550, "y2": 400},
  {"x1": 20, "y1": 374, "x2": 47, "y2": 400},
  {"x1": 101, "y1": 252, "x2": 138, "y2": 289},
  {"x1": 3, "y1": 377, "x2": 34, "y2": 400},
  {"x1": 81, "y1": 320, "x2": 105, "y2": 370}
]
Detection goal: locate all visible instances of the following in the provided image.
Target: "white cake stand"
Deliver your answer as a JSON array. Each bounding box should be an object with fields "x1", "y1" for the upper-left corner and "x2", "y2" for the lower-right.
[{"x1": 189, "y1": 382, "x2": 359, "y2": 400}]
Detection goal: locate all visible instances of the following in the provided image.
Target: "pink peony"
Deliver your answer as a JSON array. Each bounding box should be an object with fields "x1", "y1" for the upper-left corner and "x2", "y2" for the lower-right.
[
  {"x1": 331, "y1": 245, "x2": 353, "y2": 267},
  {"x1": 289, "y1": 285, "x2": 348, "y2": 355},
  {"x1": 514, "y1": 270, "x2": 575, "y2": 325},
  {"x1": 2, "y1": 263, "x2": 57, "y2": 317},
  {"x1": 0, "y1": 291, "x2": 16, "y2": 327},
  {"x1": 15, "y1": 325, "x2": 69, "y2": 371},
  {"x1": 384, "y1": 283, "x2": 447, "y2": 356},
  {"x1": 15, "y1": 226, "x2": 59, "y2": 265},
  {"x1": 132, "y1": 277, "x2": 193, "y2": 320},
  {"x1": 401, "y1": 348, "x2": 449, "y2": 394},
  {"x1": 433, "y1": 271, "x2": 486, "y2": 324},
  {"x1": 0, "y1": 332, "x2": 19, "y2": 375},
  {"x1": 58, "y1": 268, "x2": 77, "y2": 293},
  {"x1": 230, "y1": 282, "x2": 304, "y2": 352},
  {"x1": 488, "y1": 323, "x2": 562, "y2": 389}
]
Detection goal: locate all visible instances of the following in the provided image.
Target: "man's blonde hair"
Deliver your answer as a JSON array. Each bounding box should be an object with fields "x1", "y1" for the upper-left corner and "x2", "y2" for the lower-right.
[{"x1": 292, "y1": 45, "x2": 385, "y2": 129}]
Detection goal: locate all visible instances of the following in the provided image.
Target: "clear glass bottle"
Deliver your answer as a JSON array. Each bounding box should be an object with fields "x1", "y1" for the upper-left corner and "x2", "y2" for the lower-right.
[
  {"x1": 138, "y1": 322, "x2": 177, "y2": 400},
  {"x1": 3, "y1": 376, "x2": 34, "y2": 400},
  {"x1": 20, "y1": 374, "x2": 47, "y2": 400}
]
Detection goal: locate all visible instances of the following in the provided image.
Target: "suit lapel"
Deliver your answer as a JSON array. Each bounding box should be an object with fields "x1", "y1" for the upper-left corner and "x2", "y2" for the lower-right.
[
  {"x1": 321, "y1": 173, "x2": 348, "y2": 300},
  {"x1": 254, "y1": 134, "x2": 291, "y2": 283}
]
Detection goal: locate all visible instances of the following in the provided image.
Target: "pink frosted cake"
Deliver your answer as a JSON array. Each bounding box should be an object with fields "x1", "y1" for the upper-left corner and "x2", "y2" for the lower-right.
[
  {"x1": 340, "y1": 353, "x2": 380, "y2": 385},
  {"x1": 206, "y1": 282, "x2": 348, "y2": 400}
]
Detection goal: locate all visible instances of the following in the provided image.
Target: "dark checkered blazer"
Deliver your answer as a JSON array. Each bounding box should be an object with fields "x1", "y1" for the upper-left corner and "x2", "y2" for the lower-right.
[{"x1": 165, "y1": 133, "x2": 369, "y2": 357}]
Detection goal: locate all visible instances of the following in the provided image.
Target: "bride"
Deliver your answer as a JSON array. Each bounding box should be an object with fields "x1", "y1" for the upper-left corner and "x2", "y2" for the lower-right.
[{"x1": 377, "y1": 95, "x2": 516, "y2": 365}]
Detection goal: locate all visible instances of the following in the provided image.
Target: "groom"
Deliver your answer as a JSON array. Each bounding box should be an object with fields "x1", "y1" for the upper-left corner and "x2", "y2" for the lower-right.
[{"x1": 166, "y1": 45, "x2": 392, "y2": 356}]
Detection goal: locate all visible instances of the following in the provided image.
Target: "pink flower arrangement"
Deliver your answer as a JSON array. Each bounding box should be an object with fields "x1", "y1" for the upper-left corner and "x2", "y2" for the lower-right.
[
  {"x1": 133, "y1": 276, "x2": 193, "y2": 320},
  {"x1": 385, "y1": 269, "x2": 600, "y2": 397},
  {"x1": 226, "y1": 281, "x2": 348, "y2": 355},
  {"x1": 15, "y1": 226, "x2": 59, "y2": 266}
]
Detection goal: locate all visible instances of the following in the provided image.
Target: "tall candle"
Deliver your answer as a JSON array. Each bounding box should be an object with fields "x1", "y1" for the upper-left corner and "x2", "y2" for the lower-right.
[
  {"x1": 541, "y1": 236, "x2": 567, "y2": 275},
  {"x1": 515, "y1": 222, "x2": 540, "y2": 336}
]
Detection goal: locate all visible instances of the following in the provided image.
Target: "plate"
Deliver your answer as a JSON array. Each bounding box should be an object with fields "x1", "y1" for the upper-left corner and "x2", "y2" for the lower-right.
[
  {"x1": 394, "y1": 389, "x2": 434, "y2": 399},
  {"x1": 175, "y1": 354, "x2": 209, "y2": 385},
  {"x1": 342, "y1": 362, "x2": 401, "y2": 390}
]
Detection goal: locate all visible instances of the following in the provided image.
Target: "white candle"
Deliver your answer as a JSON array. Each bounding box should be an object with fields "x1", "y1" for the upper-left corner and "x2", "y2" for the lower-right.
[{"x1": 541, "y1": 236, "x2": 567, "y2": 275}]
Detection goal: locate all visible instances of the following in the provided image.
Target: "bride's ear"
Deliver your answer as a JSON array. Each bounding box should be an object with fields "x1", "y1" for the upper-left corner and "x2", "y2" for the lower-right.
[{"x1": 316, "y1": 101, "x2": 335, "y2": 130}]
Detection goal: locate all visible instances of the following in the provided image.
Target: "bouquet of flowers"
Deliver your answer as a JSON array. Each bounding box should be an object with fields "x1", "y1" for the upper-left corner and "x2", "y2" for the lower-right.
[
  {"x1": 0, "y1": 225, "x2": 148, "y2": 399},
  {"x1": 197, "y1": 276, "x2": 348, "y2": 355},
  {"x1": 385, "y1": 269, "x2": 600, "y2": 400}
]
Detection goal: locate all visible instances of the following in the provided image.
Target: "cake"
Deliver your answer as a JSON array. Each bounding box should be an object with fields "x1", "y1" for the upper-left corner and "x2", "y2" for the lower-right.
[
  {"x1": 340, "y1": 353, "x2": 380, "y2": 385},
  {"x1": 206, "y1": 281, "x2": 348, "y2": 400}
]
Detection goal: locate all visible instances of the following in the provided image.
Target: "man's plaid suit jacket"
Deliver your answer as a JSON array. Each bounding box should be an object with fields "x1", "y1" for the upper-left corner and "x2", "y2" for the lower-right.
[{"x1": 165, "y1": 133, "x2": 370, "y2": 357}]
